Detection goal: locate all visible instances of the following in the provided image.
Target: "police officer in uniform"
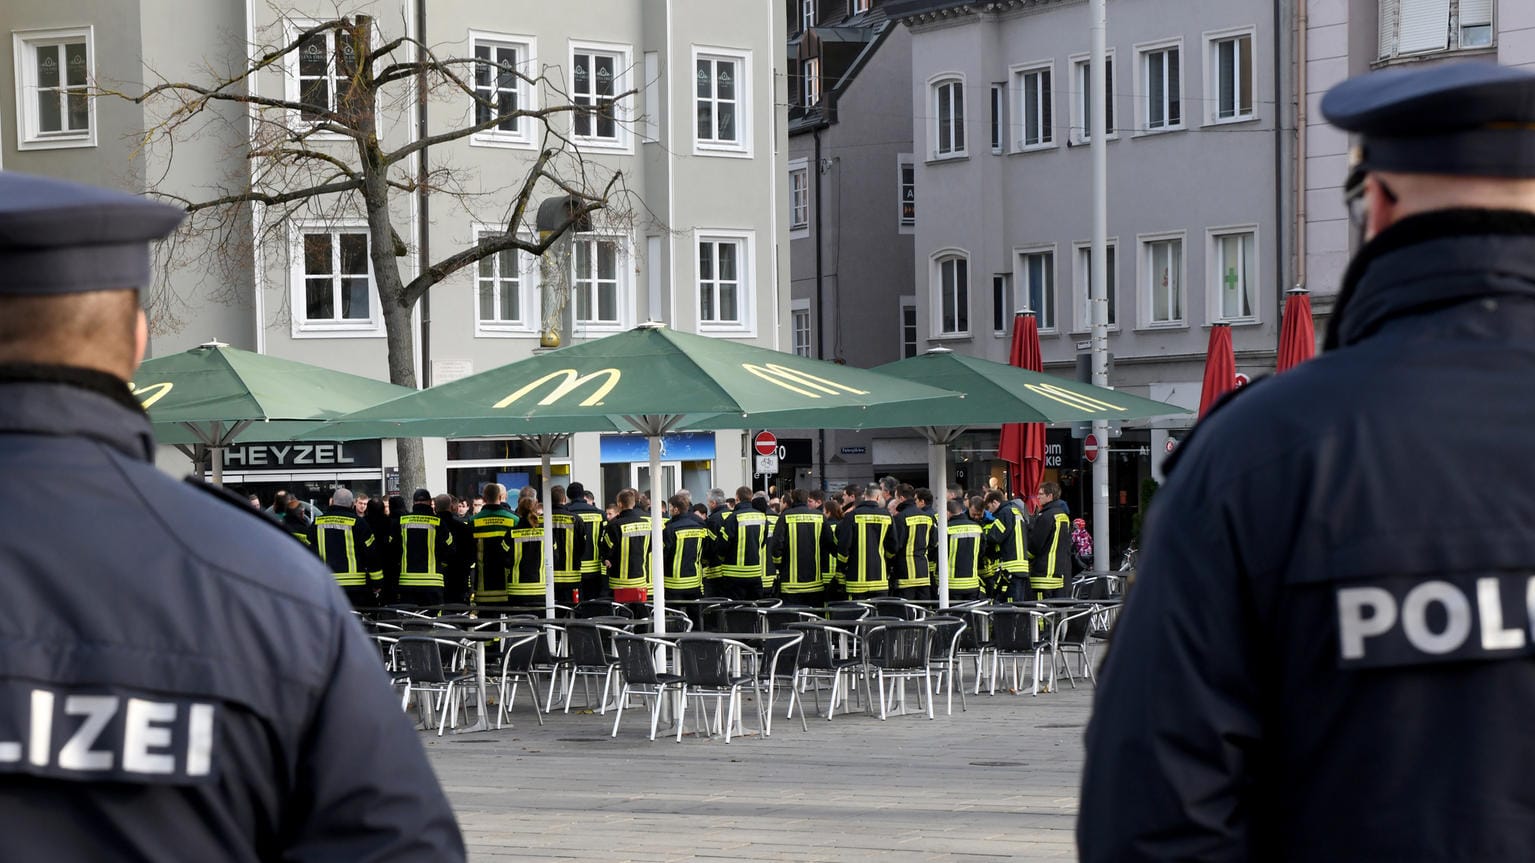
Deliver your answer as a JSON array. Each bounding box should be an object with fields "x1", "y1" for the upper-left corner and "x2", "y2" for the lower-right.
[
  {"x1": 307, "y1": 486, "x2": 383, "y2": 607},
  {"x1": 0, "y1": 171, "x2": 463, "y2": 858},
  {"x1": 1080, "y1": 63, "x2": 1535, "y2": 862}
]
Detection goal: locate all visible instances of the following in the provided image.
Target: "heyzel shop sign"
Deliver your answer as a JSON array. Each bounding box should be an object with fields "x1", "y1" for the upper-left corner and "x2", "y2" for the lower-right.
[{"x1": 221, "y1": 441, "x2": 381, "y2": 470}]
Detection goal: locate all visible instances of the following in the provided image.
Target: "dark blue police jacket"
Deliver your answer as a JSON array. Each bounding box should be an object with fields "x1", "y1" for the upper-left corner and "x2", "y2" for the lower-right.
[
  {"x1": 0, "y1": 370, "x2": 464, "y2": 861},
  {"x1": 1080, "y1": 211, "x2": 1535, "y2": 862}
]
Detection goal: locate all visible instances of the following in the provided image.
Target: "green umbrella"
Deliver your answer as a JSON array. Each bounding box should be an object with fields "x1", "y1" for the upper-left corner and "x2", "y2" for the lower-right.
[
  {"x1": 302, "y1": 322, "x2": 965, "y2": 635},
  {"x1": 856, "y1": 349, "x2": 1189, "y2": 606},
  {"x1": 131, "y1": 341, "x2": 416, "y2": 483}
]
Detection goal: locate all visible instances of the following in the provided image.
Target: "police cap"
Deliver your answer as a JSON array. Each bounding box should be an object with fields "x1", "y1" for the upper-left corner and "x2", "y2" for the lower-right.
[
  {"x1": 1322, "y1": 62, "x2": 1535, "y2": 178},
  {"x1": 0, "y1": 171, "x2": 184, "y2": 296}
]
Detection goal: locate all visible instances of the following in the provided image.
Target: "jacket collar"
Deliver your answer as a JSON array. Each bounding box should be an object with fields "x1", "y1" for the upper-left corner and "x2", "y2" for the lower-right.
[{"x1": 0, "y1": 364, "x2": 155, "y2": 462}]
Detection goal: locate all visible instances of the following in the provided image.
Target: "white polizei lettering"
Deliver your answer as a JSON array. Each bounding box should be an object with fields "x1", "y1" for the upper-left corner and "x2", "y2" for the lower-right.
[
  {"x1": 58, "y1": 695, "x2": 118, "y2": 771},
  {"x1": 1478, "y1": 577, "x2": 1527, "y2": 651},
  {"x1": 1401, "y1": 581, "x2": 1473, "y2": 655},
  {"x1": 1337, "y1": 587, "x2": 1398, "y2": 660},
  {"x1": 28, "y1": 689, "x2": 53, "y2": 767},
  {"x1": 121, "y1": 699, "x2": 177, "y2": 775},
  {"x1": 185, "y1": 704, "x2": 215, "y2": 777}
]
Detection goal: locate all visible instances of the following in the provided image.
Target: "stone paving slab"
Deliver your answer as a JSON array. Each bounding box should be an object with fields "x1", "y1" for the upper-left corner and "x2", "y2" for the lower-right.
[{"x1": 424, "y1": 677, "x2": 1092, "y2": 862}]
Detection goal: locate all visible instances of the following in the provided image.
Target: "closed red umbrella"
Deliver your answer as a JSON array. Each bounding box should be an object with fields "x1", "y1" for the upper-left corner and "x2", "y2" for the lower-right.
[
  {"x1": 1276, "y1": 288, "x2": 1316, "y2": 372},
  {"x1": 998, "y1": 312, "x2": 1047, "y2": 510},
  {"x1": 1198, "y1": 323, "x2": 1237, "y2": 419}
]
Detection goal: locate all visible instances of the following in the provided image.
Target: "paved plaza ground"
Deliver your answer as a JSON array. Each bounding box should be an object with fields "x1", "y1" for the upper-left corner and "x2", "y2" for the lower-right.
[{"x1": 424, "y1": 675, "x2": 1093, "y2": 862}]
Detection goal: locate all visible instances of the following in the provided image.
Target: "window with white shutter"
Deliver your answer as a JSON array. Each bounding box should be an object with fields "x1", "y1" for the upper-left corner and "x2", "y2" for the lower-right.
[{"x1": 1379, "y1": 0, "x2": 1491, "y2": 58}]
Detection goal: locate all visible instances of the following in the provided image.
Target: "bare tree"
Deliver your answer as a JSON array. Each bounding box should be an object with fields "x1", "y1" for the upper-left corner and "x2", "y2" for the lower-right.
[{"x1": 112, "y1": 12, "x2": 637, "y2": 492}]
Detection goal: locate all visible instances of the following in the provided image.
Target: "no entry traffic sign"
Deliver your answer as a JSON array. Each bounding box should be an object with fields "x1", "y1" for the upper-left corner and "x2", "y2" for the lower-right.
[
  {"x1": 1084, "y1": 433, "x2": 1100, "y2": 463},
  {"x1": 754, "y1": 431, "x2": 778, "y2": 456}
]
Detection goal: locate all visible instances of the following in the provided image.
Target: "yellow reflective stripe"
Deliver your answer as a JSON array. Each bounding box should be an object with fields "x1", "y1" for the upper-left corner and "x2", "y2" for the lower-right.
[{"x1": 1030, "y1": 512, "x2": 1070, "y2": 589}]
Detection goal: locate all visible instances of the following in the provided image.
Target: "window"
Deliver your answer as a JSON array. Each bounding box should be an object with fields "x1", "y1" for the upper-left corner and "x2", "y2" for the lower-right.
[
  {"x1": 1142, "y1": 235, "x2": 1184, "y2": 325},
  {"x1": 803, "y1": 57, "x2": 821, "y2": 106},
  {"x1": 1141, "y1": 44, "x2": 1182, "y2": 131},
  {"x1": 14, "y1": 28, "x2": 94, "y2": 148},
  {"x1": 1211, "y1": 229, "x2": 1257, "y2": 321},
  {"x1": 901, "y1": 298, "x2": 918, "y2": 358},
  {"x1": 572, "y1": 236, "x2": 623, "y2": 328},
  {"x1": 789, "y1": 163, "x2": 810, "y2": 231},
  {"x1": 296, "y1": 228, "x2": 378, "y2": 334},
  {"x1": 1380, "y1": 0, "x2": 1494, "y2": 58},
  {"x1": 475, "y1": 230, "x2": 537, "y2": 334},
  {"x1": 1209, "y1": 32, "x2": 1254, "y2": 122},
  {"x1": 470, "y1": 34, "x2": 535, "y2": 144},
  {"x1": 698, "y1": 237, "x2": 746, "y2": 328},
  {"x1": 933, "y1": 78, "x2": 965, "y2": 157},
  {"x1": 696, "y1": 52, "x2": 745, "y2": 149},
  {"x1": 899, "y1": 159, "x2": 916, "y2": 227},
  {"x1": 801, "y1": 0, "x2": 816, "y2": 33},
  {"x1": 572, "y1": 45, "x2": 629, "y2": 145},
  {"x1": 1016, "y1": 65, "x2": 1053, "y2": 148},
  {"x1": 852, "y1": 0, "x2": 872, "y2": 14},
  {"x1": 792, "y1": 303, "x2": 813, "y2": 357},
  {"x1": 992, "y1": 274, "x2": 1012, "y2": 334},
  {"x1": 1018, "y1": 250, "x2": 1056, "y2": 331},
  {"x1": 1075, "y1": 242, "x2": 1118, "y2": 329},
  {"x1": 294, "y1": 26, "x2": 362, "y2": 123},
  {"x1": 989, "y1": 84, "x2": 1004, "y2": 153},
  {"x1": 934, "y1": 253, "x2": 970, "y2": 336},
  {"x1": 1072, "y1": 55, "x2": 1115, "y2": 141}
]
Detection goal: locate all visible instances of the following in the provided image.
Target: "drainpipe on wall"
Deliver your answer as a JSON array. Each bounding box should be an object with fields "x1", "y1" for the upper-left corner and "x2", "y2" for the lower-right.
[
  {"x1": 1293, "y1": 0, "x2": 1308, "y2": 300},
  {"x1": 814, "y1": 125, "x2": 827, "y2": 492}
]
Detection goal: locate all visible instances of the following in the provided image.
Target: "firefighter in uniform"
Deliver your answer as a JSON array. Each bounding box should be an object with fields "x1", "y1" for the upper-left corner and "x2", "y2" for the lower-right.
[
  {"x1": 548, "y1": 485, "x2": 586, "y2": 605},
  {"x1": 716, "y1": 486, "x2": 768, "y2": 600},
  {"x1": 601, "y1": 488, "x2": 652, "y2": 602},
  {"x1": 307, "y1": 486, "x2": 382, "y2": 607},
  {"x1": 885, "y1": 483, "x2": 937, "y2": 602},
  {"x1": 1025, "y1": 481, "x2": 1071, "y2": 600},
  {"x1": 662, "y1": 493, "x2": 710, "y2": 626},
  {"x1": 983, "y1": 491, "x2": 1030, "y2": 602},
  {"x1": 701, "y1": 489, "x2": 730, "y2": 596},
  {"x1": 773, "y1": 489, "x2": 834, "y2": 607},
  {"x1": 0, "y1": 171, "x2": 462, "y2": 859},
  {"x1": 1081, "y1": 63, "x2": 1535, "y2": 862},
  {"x1": 396, "y1": 487, "x2": 456, "y2": 607},
  {"x1": 565, "y1": 481, "x2": 606, "y2": 601},
  {"x1": 468, "y1": 482, "x2": 517, "y2": 607},
  {"x1": 838, "y1": 485, "x2": 892, "y2": 599},
  {"x1": 505, "y1": 511, "x2": 546, "y2": 604},
  {"x1": 943, "y1": 499, "x2": 985, "y2": 603},
  {"x1": 758, "y1": 497, "x2": 781, "y2": 596}
]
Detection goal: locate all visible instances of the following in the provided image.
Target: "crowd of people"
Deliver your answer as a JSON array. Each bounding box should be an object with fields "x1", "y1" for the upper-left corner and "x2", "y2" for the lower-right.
[{"x1": 260, "y1": 474, "x2": 1087, "y2": 611}]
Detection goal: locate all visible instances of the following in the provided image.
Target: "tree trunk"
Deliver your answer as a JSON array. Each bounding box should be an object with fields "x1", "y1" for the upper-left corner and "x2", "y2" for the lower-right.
[{"x1": 364, "y1": 163, "x2": 427, "y2": 497}]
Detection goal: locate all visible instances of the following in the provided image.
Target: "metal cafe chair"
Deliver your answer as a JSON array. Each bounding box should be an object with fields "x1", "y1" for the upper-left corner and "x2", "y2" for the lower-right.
[
  {"x1": 868, "y1": 597, "x2": 929, "y2": 621},
  {"x1": 396, "y1": 635, "x2": 480, "y2": 735},
  {"x1": 1050, "y1": 605, "x2": 1103, "y2": 690},
  {"x1": 785, "y1": 622, "x2": 863, "y2": 724},
  {"x1": 924, "y1": 615, "x2": 970, "y2": 715},
  {"x1": 754, "y1": 630, "x2": 806, "y2": 736},
  {"x1": 573, "y1": 599, "x2": 634, "y2": 619},
  {"x1": 941, "y1": 606, "x2": 995, "y2": 694},
  {"x1": 553, "y1": 621, "x2": 627, "y2": 714},
  {"x1": 494, "y1": 628, "x2": 548, "y2": 729},
  {"x1": 718, "y1": 606, "x2": 768, "y2": 634},
  {"x1": 860, "y1": 622, "x2": 937, "y2": 720},
  {"x1": 826, "y1": 601, "x2": 873, "y2": 621},
  {"x1": 675, "y1": 636, "x2": 763, "y2": 743},
  {"x1": 610, "y1": 635, "x2": 684, "y2": 741},
  {"x1": 987, "y1": 607, "x2": 1055, "y2": 696}
]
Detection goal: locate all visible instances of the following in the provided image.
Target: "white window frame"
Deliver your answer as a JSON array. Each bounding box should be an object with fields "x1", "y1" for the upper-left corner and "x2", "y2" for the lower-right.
[
  {"x1": 900, "y1": 296, "x2": 919, "y2": 358},
  {"x1": 931, "y1": 249, "x2": 971, "y2": 338},
  {"x1": 1138, "y1": 231, "x2": 1186, "y2": 329},
  {"x1": 1072, "y1": 239, "x2": 1120, "y2": 332},
  {"x1": 281, "y1": 18, "x2": 365, "y2": 139},
  {"x1": 991, "y1": 273, "x2": 1012, "y2": 336},
  {"x1": 801, "y1": 0, "x2": 817, "y2": 33},
  {"x1": 1014, "y1": 245, "x2": 1058, "y2": 333},
  {"x1": 930, "y1": 75, "x2": 967, "y2": 160},
  {"x1": 468, "y1": 31, "x2": 537, "y2": 149},
  {"x1": 569, "y1": 40, "x2": 634, "y2": 152},
  {"x1": 789, "y1": 158, "x2": 810, "y2": 237},
  {"x1": 695, "y1": 229, "x2": 756, "y2": 336},
  {"x1": 694, "y1": 46, "x2": 751, "y2": 157},
  {"x1": 1208, "y1": 226, "x2": 1260, "y2": 324},
  {"x1": 13, "y1": 26, "x2": 96, "y2": 150},
  {"x1": 1135, "y1": 39, "x2": 1184, "y2": 134},
  {"x1": 1205, "y1": 28, "x2": 1256, "y2": 125},
  {"x1": 989, "y1": 83, "x2": 1005, "y2": 154},
  {"x1": 290, "y1": 221, "x2": 383, "y2": 338},
  {"x1": 803, "y1": 57, "x2": 821, "y2": 107},
  {"x1": 570, "y1": 232, "x2": 634, "y2": 334},
  {"x1": 1011, "y1": 61, "x2": 1055, "y2": 151},
  {"x1": 1380, "y1": 0, "x2": 1495, "y2": 59},
  {"x1": 791, "y1": 298, "x2": 813, "y2": 357},
  {"x1": 472, "y1": 226, "x2": 540, "y2": 337},
  {"x1": 897, "y1": 155, "x2": 916, "y2": 232},
  {"x1": 1069, "y1": 51, "x2": 1116, "y2": 144},
  {"x1": 852, "y1": 0, "x2": 872, "y2": 14}
]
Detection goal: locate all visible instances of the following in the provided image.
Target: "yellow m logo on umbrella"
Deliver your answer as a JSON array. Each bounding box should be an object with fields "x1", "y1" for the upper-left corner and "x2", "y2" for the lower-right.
[
  {"x1": 129, "y1": 381, "x2": 174, "y2": 409},
  {"x1": 741, "y1": 363, "x2": 870, "y2": 398},
  {"x1": 493, "y1": 368, "x2": 622, "y2": 408}
]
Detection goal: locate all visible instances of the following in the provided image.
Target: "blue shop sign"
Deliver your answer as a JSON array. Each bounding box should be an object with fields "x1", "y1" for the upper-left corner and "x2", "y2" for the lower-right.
[{"x1": 599, "y1": 431, "x2": 717, "y2": 463}]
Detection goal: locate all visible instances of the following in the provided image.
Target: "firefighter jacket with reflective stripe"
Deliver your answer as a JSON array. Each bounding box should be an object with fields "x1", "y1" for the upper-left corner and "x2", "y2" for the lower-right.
[
  {"x1": 397, "y1": 507, "x2": 454, "y2": 588},
  {"x1": 1027, "y1": 500, "x2": 1071, "y2": 591},
  {"x1": 469, "y1": 505, "x2": 516, "y2": 603},
  {"x1": 985, "y1": 501, "x2": 1031, "y2": 575},
  {"x1": 717, "y1": 504, "x2": 767, "y2": 582},
  {"x1": 308, "y1": 508, "x2": 380, "y2": 587},
  {"x1": 601, "y1": 508, "x2": 652, "y2": 590},
  {"x1": 945, "y1": 515, "x2": 984, "y2": 593},
  {"x1": 838, "y1": 501, "x2": 891, "y2": 595},
  {"x1": 761, "y1": 512, "x2": 780, "y2": 589},
  {"x1": 703, "y1": 506, "x2": 729, "y2": 579},
  {"x1": 549, "y1": 505, "x2": 585, "y2": 585},
  {"x1": 886, "y1": 501, "x2": 936, "y2": 589},
  {"x1": 662, "y1": 511, "x2": 710, "y2": 591},
  {"x1": 506, "y1": 526, "x2": 546, "y2": 597},
  {"x1": 772, "y1": 506, "x2": 832, "y2": 594},
  {"x1": 566, "y1": 500, "x2": 606, "y2": 575}
]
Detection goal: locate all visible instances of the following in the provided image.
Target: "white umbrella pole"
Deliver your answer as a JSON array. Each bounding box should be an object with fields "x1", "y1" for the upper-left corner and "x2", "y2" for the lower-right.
[
  {"x1": 649, "y1": 434, "x2": 667, "y2": 637},
  {"x1": 542, "y1": 449, "x2": 555, "y2": 624},
  {"x1": 930, "y1": 439, "x2": 950, "y2": 609},
  {"x1": 210, "y1": 420, "x2": 225, "y2": 486}
]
